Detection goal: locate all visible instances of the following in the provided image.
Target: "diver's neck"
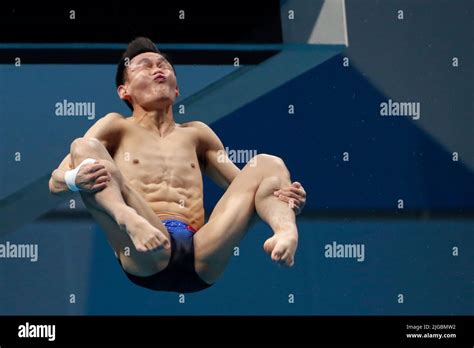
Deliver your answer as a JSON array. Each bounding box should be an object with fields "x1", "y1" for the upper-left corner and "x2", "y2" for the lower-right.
[{"x1": 132, "y1": 105, "x2": 176, "y2": 136}]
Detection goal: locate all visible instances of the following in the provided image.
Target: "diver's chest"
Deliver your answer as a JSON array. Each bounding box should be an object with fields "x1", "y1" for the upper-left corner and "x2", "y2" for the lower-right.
[{"x1": 115, "y1": 131, "x2": 199, "y2": 165}]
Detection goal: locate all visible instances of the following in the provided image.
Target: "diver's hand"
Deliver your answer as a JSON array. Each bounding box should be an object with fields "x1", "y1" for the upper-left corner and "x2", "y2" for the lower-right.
[
  {"x1": 75, "y1": 161, "x2": 111, "y2": 192},
  {"x1": 274, "y1": 181, "x2": 306, "y2": 215}
]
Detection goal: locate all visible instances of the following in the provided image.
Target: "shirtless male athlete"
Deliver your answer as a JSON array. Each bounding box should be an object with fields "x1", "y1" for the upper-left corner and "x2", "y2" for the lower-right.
[{"x1": 49, "y1": 37, "x2": 306, "y2": 293}]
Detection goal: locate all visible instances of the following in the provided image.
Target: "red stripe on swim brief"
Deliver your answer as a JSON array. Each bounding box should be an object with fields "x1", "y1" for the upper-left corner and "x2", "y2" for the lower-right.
[{"x1": 187, "y1": 224, "x2": 197, "y2": 233}]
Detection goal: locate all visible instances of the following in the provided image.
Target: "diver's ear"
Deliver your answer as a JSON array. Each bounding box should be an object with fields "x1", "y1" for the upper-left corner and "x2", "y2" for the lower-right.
[
  {"x1": 117, "y1": 85, "x2": 131, "y2": 101},
  {"x1": 175, "y1": 85, "x2": 180, "y2": 98}
]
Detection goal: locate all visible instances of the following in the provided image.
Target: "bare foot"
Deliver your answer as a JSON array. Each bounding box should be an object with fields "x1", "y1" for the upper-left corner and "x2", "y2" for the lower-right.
[
  {"x1": 116, "y1": 207, "x2": 170, "y2": 252},
  {"x1": 263, "y1": 232, "x2": 298, "y2": 267}
]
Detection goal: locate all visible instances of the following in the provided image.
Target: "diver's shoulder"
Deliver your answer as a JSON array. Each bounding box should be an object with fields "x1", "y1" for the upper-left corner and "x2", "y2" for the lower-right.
[
  {"x1": 101, "y1": 112, "x2": 127, "y2": 122},
  {"x1": 97, "y1": 112, "x2": 129, "y2": 129},
  {"x1": 181, "y1": 120, "x2": 212, "y2": 131}
]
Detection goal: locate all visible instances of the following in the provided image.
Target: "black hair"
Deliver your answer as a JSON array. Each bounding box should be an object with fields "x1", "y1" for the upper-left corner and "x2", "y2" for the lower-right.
[{"x1": 115, "y1": 37, "x2": 176, "y2": 111}]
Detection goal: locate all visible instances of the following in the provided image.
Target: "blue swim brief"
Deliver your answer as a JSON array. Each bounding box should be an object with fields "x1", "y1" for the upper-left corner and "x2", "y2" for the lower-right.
[{"x1": 120, "y1": 219, "x2": 212, "y2": 293}]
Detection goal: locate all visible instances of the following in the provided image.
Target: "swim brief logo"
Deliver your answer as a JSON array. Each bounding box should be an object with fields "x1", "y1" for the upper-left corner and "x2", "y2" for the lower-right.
[
  {"x1": 18, "y1": 322, "x2": 55, "y2": 341},
  {"x1": 380, "y1": 99, "x2": 420, "y2": 120},
  {"x1": 217, "y1": 147, "x2": 258, "y2": 167},
  {"x1": 55, "y1": 99, "x2": 96, "y2": 120},
  {"x1": 324, "y1": 241, "x2": 365, "y2": 262},
  {"x1": 0, "y1": 241, "x2": 38, "y2": 262}
]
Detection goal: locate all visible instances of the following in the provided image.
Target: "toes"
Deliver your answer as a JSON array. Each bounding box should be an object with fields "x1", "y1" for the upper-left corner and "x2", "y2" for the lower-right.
[
  {"x1": 153, "y1": 238, "x2": 164, "y2": 251},
  {"x1": 281, "y1": 250, "x2": 291, "y2": 264},
  {"x1": 271, "y1": 242, "x2": 287, "y2": 262},
  {"x1": 143, "y1": 241, "x2": 153, "y2": 251},
  {"x1": 145, "y1": 239, "x2": 160, "y2": 252},
  {"x1": 138, "y1": 233, "x2": 171, "y2": 253},
  {"x1": 136, "y1": 244, "x2": 147, "y2": 253},
  {"x1": 272, "y1": 249, "x2": 283, "y2": 262},
  {"x1": 277, "y1": 249, "x2": 295, "y2": 267},
  {"x1": 156, "y1": 233, "x2": 171, "y2": 250},
  {"x1": 267, "y1": 236, "x2": 297, "y2": 267},
  {"x1": 263, "y1": 237, "x2": 276, "y2": 254}
]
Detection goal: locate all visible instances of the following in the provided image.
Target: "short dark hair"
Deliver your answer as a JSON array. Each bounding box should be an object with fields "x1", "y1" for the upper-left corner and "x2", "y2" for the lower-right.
[{"x1": 115, "y1": 37, "x2": 176, "y2": 111}]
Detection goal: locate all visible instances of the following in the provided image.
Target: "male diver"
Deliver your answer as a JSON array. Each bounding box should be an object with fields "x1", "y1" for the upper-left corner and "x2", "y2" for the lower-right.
[{"x1": 49, "y1": 37, "x2": 306, "y2": 293}]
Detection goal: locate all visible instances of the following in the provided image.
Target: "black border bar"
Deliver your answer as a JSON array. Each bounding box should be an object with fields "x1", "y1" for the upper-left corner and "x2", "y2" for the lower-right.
[{"x1": 0, "y1": 316, "x2": 472, "y2": 345}]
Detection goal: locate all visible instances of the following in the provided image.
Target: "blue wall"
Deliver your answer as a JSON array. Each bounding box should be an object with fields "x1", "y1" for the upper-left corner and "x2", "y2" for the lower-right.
[{"x1": 86, "y1": 218, "x2": 473, "y2": 315}]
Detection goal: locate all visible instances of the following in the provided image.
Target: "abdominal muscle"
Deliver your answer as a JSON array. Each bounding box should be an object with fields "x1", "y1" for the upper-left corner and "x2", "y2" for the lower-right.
[{"x1": 126, "y1": 173, "x2": 205, "y2": 230}]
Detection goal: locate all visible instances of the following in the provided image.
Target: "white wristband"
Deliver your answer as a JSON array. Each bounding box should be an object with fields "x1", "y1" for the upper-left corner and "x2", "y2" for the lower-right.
[{"x1": 64, "y1": 158, "x2": 97, "y2": 192}]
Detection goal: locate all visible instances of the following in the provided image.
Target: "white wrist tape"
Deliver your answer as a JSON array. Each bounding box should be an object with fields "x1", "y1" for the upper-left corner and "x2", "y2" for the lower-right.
[{"x1": 64, "y1": 158, "x2": 97, "y2": 192}]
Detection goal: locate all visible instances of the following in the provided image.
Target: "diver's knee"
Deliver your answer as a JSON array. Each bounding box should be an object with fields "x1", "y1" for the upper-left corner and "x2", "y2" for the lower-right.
[
  {"x1": 252, "y1": 154, "x2": 286, "y2": 169},
  {"x1": 70, "y1": 137, "x2": 104, "y2": 159}
]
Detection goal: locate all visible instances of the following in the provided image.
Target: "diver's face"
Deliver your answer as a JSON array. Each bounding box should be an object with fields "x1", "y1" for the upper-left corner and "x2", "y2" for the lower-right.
[{"x1": 122, "y1": 52, "x2": 179, "y2": 110}]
